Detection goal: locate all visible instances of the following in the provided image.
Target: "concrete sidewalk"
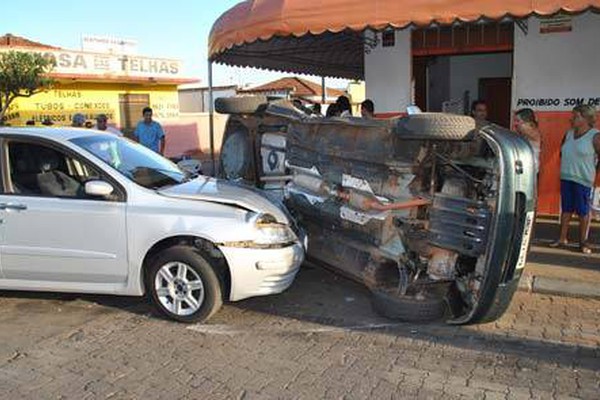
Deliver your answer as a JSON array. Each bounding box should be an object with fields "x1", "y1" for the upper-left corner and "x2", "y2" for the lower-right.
[{"x1": 520, "y1": 217, "x2": 600, "y2": 299}]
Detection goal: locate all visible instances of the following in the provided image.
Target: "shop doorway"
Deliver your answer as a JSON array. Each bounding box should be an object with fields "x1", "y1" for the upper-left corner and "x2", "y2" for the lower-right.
[
  {"x1": 479, "y1": 77, "x2": 512, "y2": 127},
  {"x1": 119, "y1": 93, "x2": 149, "y2": 137},
  {"x1": 413, "y1": 52, "x2": 513, "y2": 127},
  {"x1": 411, "y1": 22, "x2": 514, "y2": 127}
]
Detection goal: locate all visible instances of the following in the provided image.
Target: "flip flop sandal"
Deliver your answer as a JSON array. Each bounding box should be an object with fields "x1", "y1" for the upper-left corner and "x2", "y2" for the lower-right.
[
  {"x1": 549, "y1": 241, "x2": 567, "y2": 248},
  {"x1": 580, "y1": 245, "x2": 592, "y2": 254}
]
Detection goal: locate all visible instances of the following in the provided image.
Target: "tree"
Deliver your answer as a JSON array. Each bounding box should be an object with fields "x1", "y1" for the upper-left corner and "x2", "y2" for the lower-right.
[{"x1": 0, "y1": 51, "x2": 55, "y2": 123}]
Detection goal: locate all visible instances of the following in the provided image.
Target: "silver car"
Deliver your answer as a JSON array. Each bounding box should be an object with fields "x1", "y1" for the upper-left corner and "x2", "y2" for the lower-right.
[{"x1": 0, "y1": 127, "x2": 305, "y2": 322}]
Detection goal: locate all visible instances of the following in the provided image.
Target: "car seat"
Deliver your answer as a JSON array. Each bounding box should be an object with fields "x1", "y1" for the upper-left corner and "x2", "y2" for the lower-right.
[
  {"x1": 36, "y1": 149, "x2": 82, "y2": 197},
  {"x1": 10, "y1": 145, "x2": 41, "y2": 194}
]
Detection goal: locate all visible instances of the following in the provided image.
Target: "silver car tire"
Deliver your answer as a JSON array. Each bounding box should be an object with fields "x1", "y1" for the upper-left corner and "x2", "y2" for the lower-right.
[{"x1": 146, "y1": 246, "x2": 223, "y2": 323}]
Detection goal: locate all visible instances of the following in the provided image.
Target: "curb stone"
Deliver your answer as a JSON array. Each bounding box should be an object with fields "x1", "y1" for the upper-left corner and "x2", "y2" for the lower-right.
[{"x1": 517, "y1": 273, "x2": 600, "y2": 299}]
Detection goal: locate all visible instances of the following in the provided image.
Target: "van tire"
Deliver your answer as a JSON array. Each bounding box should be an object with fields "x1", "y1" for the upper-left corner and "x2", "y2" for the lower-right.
[
  {"x1": 215, "y1": 96, "x2": 269, "y2": 115},
  {"x1": 371, "y1": 288, "x2": 446, "y2": 322},
  {"x1": 396, "y1": 113, "x2": 476, "y2": 140},
  {"x1": 219, "y1": 127, "x2": 253, "y2": 180}
]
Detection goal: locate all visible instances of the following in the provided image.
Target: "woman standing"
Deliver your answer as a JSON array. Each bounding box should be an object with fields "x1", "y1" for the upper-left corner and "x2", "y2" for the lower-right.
[
  {"x1": 514, "y1": 108, "x2": 542, "y2": 173},
  {"x1": 551, "y1": 105, "x2": 600, "y2": 254}
]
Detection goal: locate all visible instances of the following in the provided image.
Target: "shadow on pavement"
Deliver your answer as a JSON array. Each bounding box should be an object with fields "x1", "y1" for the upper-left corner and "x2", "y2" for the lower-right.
[
  {"x1": 0, "y1": 290, "x2": 152, "y2": 319},
  {"x1": 526, "y1": 248, "x2": 600, "y2": 270},
  {"x1": 234, "y1": 265, "x2": 600, "y2": 371},
  {"x1": 529, "y1": 219, "x2": 600, "y2": 270},
  {"x1": 0, "y1": 255, "x2": 597, "y2": 371},
  {"x1": 533, "y1": 218, "x2": 600, "y2": 245}
]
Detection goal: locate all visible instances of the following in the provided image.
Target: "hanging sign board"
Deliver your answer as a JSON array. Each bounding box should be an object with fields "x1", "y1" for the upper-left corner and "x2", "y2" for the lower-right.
[{"x1": 540, "y1": 14, "x2": 572, "y2": 34}]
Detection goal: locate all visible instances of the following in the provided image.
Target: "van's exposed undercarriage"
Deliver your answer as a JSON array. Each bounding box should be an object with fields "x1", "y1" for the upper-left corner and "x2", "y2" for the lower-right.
[{"x1": 217, "y1": 98, "x2": 536, "y2": 324}]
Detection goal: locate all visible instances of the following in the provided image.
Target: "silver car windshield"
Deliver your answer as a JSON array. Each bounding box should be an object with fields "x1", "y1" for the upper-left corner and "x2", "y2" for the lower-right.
[{"x1": 71, "y1": 135, "x2": 186, "y2": 189}]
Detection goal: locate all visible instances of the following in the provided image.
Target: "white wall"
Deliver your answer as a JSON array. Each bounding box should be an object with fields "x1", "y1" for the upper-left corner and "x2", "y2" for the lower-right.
[
  {"x1": 364, "y1": 30, "x2": 412, "y2": 114},
  {"x1": 178, "y1": 88, "x2": 237, "y2": 113},
  {"x1": 513, "y1": 12, "x2": 600, "y2": 111},
  {"x1": 449, "y1": 53, "x2": 512, "y2": 102},
  {"x1": 364, "y1": 13, "x2": 600, "y2": 114}
]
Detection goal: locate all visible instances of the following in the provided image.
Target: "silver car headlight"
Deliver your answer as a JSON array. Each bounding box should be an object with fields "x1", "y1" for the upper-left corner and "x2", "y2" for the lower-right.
[{"x1": 252, "y1": 213, "x2": 297, "y2": 246}]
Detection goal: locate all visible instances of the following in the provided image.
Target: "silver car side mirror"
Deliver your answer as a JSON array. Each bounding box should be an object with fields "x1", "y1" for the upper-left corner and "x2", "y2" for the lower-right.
[
  {"x1": 85, "y1": 180, "x2": 114, "y2": 198},
  {"x1": 177, "y1": 158, "x2": 202, "y2": 176}
]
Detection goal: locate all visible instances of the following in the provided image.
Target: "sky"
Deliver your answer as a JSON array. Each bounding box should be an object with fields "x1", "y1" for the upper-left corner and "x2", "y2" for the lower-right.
[{"x1": 2, "y1": 0, "x2": 348, "y2": 89}]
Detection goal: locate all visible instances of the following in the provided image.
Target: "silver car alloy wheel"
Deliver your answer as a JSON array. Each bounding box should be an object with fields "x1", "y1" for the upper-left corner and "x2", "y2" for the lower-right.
[{"x1": 155, "y1": 261, "x2": 205, "y2": 316}]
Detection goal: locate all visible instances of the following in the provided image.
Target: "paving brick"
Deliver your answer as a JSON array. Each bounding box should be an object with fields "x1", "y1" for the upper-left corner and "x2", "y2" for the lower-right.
[{"x1": 0, "y1": 268, "x2": 598, "y2": 399}]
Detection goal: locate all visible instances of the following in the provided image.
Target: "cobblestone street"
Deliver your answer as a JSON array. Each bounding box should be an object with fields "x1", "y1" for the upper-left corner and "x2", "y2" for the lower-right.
[
  {"x1": 2, "y1": 0, "x2": 600, "y2": 399},
  {"x1": 0, "y1": 264, "x2": 598, "y2": 399}
]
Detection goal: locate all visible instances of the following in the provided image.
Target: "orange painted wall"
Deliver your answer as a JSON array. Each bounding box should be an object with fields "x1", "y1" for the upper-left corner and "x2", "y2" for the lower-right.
[
  {"x1": 536, "y1": 112, "x2": 571, "y2": 215},
  {"x1": 535, "y1": 111, "x2": 600, "y2": 215}
]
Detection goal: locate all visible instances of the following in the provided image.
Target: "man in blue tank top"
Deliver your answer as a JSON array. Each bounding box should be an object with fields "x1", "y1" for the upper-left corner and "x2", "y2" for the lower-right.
[{"x1": 551, "y1": 105, "x2": 600, "y2": 254}]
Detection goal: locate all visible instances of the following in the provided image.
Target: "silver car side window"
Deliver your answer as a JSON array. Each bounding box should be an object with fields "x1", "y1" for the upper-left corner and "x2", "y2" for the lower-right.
[{"x1": 7, "y1": 141, "x2": 100, "y2": 199}]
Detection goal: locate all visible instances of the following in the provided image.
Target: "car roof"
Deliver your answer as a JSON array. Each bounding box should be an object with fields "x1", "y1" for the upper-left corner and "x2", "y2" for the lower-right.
[{"x1": 0, "y1": 127, "x2": 114, "y2": 142}]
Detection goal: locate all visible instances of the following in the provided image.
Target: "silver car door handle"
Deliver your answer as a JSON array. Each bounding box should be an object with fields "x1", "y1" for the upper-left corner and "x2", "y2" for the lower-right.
[{"x1": 0, "y1": 203, "x2": 28, "y2": 211}]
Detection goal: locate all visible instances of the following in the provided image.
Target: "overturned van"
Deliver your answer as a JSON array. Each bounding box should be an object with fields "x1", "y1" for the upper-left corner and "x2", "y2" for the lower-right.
[{"x1": 216, "y1": 97, "x2": 536, "y2": 325}]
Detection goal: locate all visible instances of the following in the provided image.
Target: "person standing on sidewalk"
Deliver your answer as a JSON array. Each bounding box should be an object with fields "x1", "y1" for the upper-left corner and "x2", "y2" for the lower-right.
[
  {"x1": 471, "y1": 100, "x2": 489, "y2": 125},
  {"x1": 514, "y1": 108, "x2": 542, "y2": 173},
  {"x1": 71, "y1": 113, "x2": 86, "y2": 128},
  {"x1": 361, "y1": 99, "x2": 375, "y2": 119},
  {"x1": 551, "y1": 105, "x2": 600, "y2": 254},
  {"x1": 95, "y1": 114, "x2": 123, "y2": 136},
  {"x1": 134, "y1": 107, "x2": 166, "y2": 155},
  {"x1": 336, "y1": 95, "x2": 353, "y2": 117}
]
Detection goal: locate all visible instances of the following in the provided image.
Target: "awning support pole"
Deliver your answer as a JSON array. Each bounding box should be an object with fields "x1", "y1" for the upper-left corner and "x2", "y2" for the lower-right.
[
  {"x1": 321, "y1": 76, "x2": 326, "y2": 104},
  {"x1": 208, "y1": 60, "x2": 216, "y2": 176}
]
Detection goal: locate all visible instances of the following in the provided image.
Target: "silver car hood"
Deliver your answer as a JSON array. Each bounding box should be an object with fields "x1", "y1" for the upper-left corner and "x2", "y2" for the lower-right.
[{"x1": 158, "y1": 177, "x2": 288, "y2": 223}]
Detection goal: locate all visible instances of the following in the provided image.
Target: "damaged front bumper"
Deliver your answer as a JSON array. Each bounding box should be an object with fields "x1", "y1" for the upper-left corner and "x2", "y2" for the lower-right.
[{"x1": 220, "y1": 241, "x2": 305, "y2": 301}]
